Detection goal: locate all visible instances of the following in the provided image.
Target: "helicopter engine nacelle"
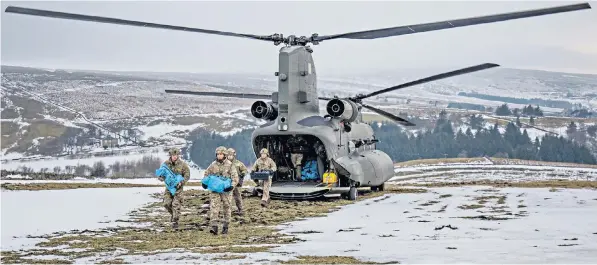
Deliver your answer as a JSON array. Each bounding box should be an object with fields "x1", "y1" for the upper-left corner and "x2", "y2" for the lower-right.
[
  {"x1": 251, "y1": 101, "x2": 278, "y2": 121},
  {"x1": 326, "y1": 98, "x2": 359, "y2": 123}
]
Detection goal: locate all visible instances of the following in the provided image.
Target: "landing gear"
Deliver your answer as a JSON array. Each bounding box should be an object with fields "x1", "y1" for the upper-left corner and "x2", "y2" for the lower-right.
[
  {"x1": 371, "y1": 183, "x2": 385, "y2": 192},
  {"x1": 348, "y1": 186, "x2": 358, "y2": 201}
]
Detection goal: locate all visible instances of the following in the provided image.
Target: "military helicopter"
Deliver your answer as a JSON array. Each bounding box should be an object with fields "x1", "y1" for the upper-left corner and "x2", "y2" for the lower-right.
[{"x1": 5, "y1": 2, "x2": 591, "y2": 200}]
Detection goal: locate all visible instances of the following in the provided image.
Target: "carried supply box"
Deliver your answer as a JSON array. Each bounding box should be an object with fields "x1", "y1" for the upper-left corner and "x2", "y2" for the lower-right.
[{"x1": 251, "y1": 171, "x2": 272, "y2": 180}]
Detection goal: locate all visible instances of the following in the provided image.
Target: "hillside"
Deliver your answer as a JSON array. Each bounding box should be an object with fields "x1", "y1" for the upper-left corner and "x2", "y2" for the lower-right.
[{"x1": 1, "y1": 65, "x2": 596, "y2": 166}]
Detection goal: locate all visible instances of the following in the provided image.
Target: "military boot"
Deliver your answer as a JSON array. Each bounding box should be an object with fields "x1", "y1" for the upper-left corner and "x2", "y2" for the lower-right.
[
  {"x1": 172, "y1": 217, "x2": 179, "y2": 229},
  {"x1": 222, "y1": 223, "x2": 229, "y2": 235},
  {"x1": 261, "y1": 200, "x2": 267, "y2": 208},
  {"x1": 209, "y1": 226, "x2": 218, "y2": 235}
]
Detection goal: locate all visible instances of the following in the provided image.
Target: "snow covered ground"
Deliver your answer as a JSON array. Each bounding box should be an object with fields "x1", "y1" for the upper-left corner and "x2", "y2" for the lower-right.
[
  {"x1": 391, "y1": 161, "x2": 597, "y2": 183},
  {"x1": 1, "y1": 187, "x2": 164, "y2": 251},
  {"x1": 2, "y1": 160, "x2": 596, "y2": 263},
  {"x1": 274, "y1": 186, "x2": 597, "y2": 263},
  {"x1": 1, "y1": 149, "x2": 169, "y2": 171}
]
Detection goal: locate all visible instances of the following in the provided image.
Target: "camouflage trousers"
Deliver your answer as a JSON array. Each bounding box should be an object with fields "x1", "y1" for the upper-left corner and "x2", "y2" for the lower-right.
[
  {"x1": 291, "y1": 153, "x2": 303, "y2": 167},
  {"x1": 163, "y1": 189, "x2": 183, "y2": 221},
  {"x1": 260, "y1": 176, "x2": 272, "y2": 202},
  {"x1": 232, "y1": 186, "x2": 243, "y2": 211},
  {"x1": 209, "y1": 191, "x2": 232, "y2": 226}
]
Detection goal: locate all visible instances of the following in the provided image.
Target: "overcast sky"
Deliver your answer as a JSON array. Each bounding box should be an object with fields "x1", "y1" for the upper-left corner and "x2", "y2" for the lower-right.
[{"x1": 1, "y1": 1, "x2": 596, "y2": 75}]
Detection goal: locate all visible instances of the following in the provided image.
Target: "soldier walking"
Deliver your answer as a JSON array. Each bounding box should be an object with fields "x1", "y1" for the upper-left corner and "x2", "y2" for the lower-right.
[
  {"x1": 252, "y1": 148, "x2": 277, "y2": 207},
  {"x1": 203, "y1": 146, "x2": 239, "y2": 235},
  {"x1": 158, "y1": 147, "x2": 191, "y2": 229},
  {"x1": 227, "y1": 148, "x2": 248, "y2": 216}
]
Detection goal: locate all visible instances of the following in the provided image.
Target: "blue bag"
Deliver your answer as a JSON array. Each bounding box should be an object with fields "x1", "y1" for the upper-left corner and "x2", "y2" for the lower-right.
[
  {"x1": 201, "y1": 175, "x2": 232, "y2": 193},
  {"x1": 155, "y1": 163, "x2": 185, "y2": 195},
  {"x1": 301, "y1": 160, "x2": 320, "y2": 180}
]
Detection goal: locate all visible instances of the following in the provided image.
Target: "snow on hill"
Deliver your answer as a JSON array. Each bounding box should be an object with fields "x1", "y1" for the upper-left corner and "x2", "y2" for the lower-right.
[{"x1": 2, "y1": 65, "x2": 596, "y2": 164}]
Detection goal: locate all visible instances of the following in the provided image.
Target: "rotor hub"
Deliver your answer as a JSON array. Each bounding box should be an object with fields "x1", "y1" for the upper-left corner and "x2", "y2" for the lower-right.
[{"x1": 268, "y1": 33, "x2": 321, "y2": 46}]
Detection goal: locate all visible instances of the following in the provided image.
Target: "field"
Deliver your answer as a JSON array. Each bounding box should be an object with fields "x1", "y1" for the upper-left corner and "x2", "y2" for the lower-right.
[{"x1": 2, "y1": 158, "x2": 596, "y2": 264}]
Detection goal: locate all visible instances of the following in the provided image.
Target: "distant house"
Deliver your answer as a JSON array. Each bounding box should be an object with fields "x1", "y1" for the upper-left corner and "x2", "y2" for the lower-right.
[{"x1": 102, "y1": 135, "x2": 118, "y2": 148}]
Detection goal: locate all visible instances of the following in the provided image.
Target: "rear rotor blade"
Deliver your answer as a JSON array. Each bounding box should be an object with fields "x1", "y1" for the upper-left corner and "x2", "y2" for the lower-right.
[
  {"x1": 315, "y1": 3, "x2": 591, "y2": 41},
  {"x1": 165, "y1": 90, "x2": 272, "y2": 100},
  {"x1": 361, "y1": 103, "x2": 415, "y2": 127},
  {"x1": 354, "y1": 63, "x2": 499, "y2": 100},
  {"x1": 4, "y1": 6, "x2": 273, "y2": 42}
]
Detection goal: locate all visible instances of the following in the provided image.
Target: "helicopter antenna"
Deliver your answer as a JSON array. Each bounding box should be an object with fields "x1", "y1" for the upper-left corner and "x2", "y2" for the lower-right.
[{"x1": 4, "y1": 3, "x2": 591, "y2": 46}]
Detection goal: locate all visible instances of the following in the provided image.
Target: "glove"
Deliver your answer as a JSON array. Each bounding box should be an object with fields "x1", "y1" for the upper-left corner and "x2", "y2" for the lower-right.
[
  {"x1": 176, "y1": 182, "x2": 182, "y2": 189},
  {"x1": 223, "y1": 186, "x2": 233, "y2": 192},
  {"x1": 202, "y1": 183, "x2": 208, "y2": 189},
  {"x1": 158, "y1": 176, "x2": 165, "y2": 182}
]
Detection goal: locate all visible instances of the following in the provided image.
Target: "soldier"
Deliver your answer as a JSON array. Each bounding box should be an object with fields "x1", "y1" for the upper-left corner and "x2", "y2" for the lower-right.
[
  {"x1": 203, "y1": 146, "x2": 239, "y2": 235},
  {"x1": 227, "y1": 148, "x2": 248, "y2": 216},
  {"x1": 290, "y1": 153, "x2": 303, "y2": 181},
  {"x1": 252, "y1": 148, "x2": 277, "y2": 207},
  {"x1": 158, "y1": 147, "x2": 191, "y2": 229}
]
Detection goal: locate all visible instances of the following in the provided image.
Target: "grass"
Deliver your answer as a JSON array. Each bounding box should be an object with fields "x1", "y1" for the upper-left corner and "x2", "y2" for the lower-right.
[
  {"x1": 458, "y1": 204, "x2": 484, "y2": 210},
  {"x1": 398, "y1": 180, "x2": 597, "y2": 189},
  {"x1": 0, "y1": 182, "x2": 204, "y2": 191},
  {"x1": 394, "y1": 157, "x2": 487, "y2": 167},
  {"x1": 4, "y1": 185, "x2": 424, "y2": 263},
  {"x1": 281, "y1": 255, "x2": 399, "y2": 264}
]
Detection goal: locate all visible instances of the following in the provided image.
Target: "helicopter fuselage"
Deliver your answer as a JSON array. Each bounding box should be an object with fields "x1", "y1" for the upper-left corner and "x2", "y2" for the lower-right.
[{"x1": 249, "y1": 45, "x2": 395, "y2": 200}]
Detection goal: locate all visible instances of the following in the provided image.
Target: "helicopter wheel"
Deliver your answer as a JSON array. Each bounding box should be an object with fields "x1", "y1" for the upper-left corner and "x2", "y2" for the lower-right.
[{"x1": 348, "y1": 186, "x2": 358, "y2": 201}]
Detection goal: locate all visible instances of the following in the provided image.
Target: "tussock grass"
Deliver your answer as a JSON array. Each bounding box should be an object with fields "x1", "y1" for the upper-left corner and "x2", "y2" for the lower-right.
[
  {"x1": 282, "y1": 255, "x2": 399, "y2": 264},
  {"x1": 1, "y1": 182, "x2": 205, "y2": 191},
  {"x1": 398, "y1": 180, "x2": 597, "y2": 189},
  {"x1": 394, "y1": 157, "x2": 487, "y2": 167}
]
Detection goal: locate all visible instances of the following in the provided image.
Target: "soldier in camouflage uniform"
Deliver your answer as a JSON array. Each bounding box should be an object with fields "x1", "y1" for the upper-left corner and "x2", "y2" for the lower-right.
[
  {"x1": 227, "y1": 148, "x2": 248, "y2": 216},
  {"x1": 252, "y1": 148, "x2": 277, "y2": 207},
  {"x1": 158, "y1": 147, "x2": 191, "y2": 229},
  {"x1": 202, "y1": 146, "x2": 239, "y2": 235}
]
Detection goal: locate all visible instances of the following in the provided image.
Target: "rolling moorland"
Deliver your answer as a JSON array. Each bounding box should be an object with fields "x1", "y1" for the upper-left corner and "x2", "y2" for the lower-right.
[{"x1": 1, "y1": 64, "x2": 597, "y2": 264}]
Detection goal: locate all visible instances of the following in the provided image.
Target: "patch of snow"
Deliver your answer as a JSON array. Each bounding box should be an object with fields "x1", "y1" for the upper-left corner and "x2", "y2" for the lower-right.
[
  {"x1": 275, "y1": 186, "x2": 597, "y2": 263},
  {"x1": 1, "y1": 187, "x2": 164, "y2": 251}
]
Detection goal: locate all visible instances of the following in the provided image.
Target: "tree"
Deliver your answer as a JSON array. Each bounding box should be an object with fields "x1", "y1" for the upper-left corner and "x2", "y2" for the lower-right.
[
  {"x1": 529, "y1": 116, "x2": 535, "y2": 125},
  {"x1": 495, "y1": 103, "x2": 512, "y2": 116},
  {"x1": 92, "y1": 161, "x2": 107, "y2": 178},
  {"x1": 53, "y1": 166, "x2": 61, "y2": 174},
  {"x1": 516, "y1": 116, "x2": 522, "y2": 127},
  {"x1": 587, "y1": 125, "x2": 597, "y2": 137},
  {"x1": 566, "y1": 121, "x2": 577, "y2": 135}
]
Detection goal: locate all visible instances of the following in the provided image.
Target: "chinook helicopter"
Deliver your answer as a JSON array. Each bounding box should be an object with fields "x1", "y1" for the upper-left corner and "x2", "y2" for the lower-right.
[{"x1": 5, "y1": 2, "x2": 591, "y2": 200}]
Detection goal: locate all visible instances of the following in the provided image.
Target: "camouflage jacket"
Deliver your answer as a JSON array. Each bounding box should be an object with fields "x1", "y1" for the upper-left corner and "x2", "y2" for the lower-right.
[
  {"x1": 230, "y1": 159, "x2": 248, "y2": 185},
  {"x1": 164, "y1": 158, "x2": 191, "y2": 188},
  {"x1": 252, "y1": 157, "x2": 277, "y2": 172},
  {"x1": 204, "y1": 159, "x2": 239, "y2": 187}
]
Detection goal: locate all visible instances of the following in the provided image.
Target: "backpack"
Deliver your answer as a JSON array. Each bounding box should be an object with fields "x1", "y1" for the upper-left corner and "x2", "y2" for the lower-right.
[
  {"x1": 301, "y1": 160, "x2": 320, "y2": 180},
  {"x1": 201, "y1": 175, "x2": 232, "y2": 193}
]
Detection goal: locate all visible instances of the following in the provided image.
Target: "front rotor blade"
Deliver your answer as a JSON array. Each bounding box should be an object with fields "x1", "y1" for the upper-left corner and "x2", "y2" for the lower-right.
[
  {"x1": 355, "y1": 63, "x2": 499, "y2": 100},
  {"x1": 4, "y1": 6, "x2": 273, "y2": 42},
  {"x1": 361, "y1": 103, "x2": 415, "y2": 127},
  {"x1": 315, "y1": 3, "x2": 590, "y2": 41},
  {"x1": 165, "y1": 90, "x2": 272, "y2": 99}
]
